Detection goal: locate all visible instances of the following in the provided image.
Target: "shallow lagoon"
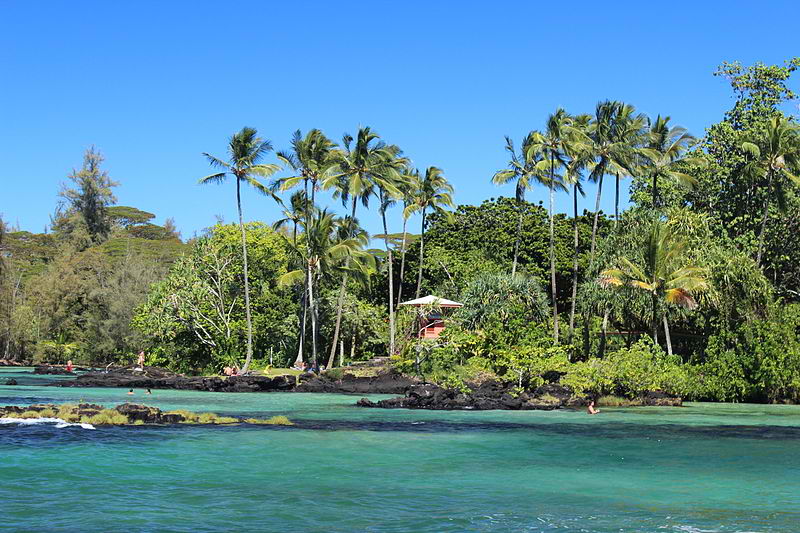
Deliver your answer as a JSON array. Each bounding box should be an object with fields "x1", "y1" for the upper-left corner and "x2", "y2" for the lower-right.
[{"x1": 1, "y1": 367, "x2": 799, "y2": 532}]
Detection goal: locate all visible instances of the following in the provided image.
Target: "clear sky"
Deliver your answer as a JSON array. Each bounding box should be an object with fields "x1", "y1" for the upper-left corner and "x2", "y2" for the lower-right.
[{"x1": 2, "y1": 1, "x2": 798, "y2": 239}]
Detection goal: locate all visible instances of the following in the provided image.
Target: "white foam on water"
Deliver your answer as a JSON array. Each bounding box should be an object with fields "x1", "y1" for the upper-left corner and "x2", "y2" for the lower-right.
[{"x1": 0, "y1": 417, "x2": 95, "y2": 430}]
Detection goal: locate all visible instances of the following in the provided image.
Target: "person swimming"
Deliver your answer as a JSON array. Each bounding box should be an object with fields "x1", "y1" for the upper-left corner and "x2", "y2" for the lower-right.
[
  {"x1": 127, "y1": 389, "x2": 134, "y2": 395},
  {"x1": 146, "y1": 388, "x2": 152, "y2": 395},
  {"x1": 587, "y1": 400, "x2": 600, "y2": 415}
]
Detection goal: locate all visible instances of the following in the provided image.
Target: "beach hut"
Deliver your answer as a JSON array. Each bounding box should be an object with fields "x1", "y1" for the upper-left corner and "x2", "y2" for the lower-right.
[{"x1": 398, "y1": 295, "x2": 463, "y2": 339}]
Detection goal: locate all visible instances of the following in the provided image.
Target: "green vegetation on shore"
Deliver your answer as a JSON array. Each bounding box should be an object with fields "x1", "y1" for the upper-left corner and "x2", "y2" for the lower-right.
[
  {"x1": 0, "y1": 403, "x2": 293, "y2": 426},
  {"x1": 2, "y1": 58, "x2": 800, "y2": 403}
]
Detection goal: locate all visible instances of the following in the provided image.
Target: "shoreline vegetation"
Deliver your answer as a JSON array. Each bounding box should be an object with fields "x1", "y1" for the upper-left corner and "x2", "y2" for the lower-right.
[{"x1": 2, "y1": 59, "x2": 800, "y2": 406}]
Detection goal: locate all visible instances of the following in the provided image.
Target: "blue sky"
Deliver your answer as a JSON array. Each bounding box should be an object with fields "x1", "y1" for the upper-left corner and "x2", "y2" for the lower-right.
[{"x1": 2, "y1": 1, "x2": 798, "y2": 239}]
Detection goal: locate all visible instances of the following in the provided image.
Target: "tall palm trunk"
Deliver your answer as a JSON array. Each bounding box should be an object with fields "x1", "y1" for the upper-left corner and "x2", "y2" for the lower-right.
[
  {"x1": 651, "y1": 292, "x2": 659, "y2": 345},
  {"x1": 380, "y1": 196, "x2": 396, "y2": 355},
  {"x1": 549, "y1": 178, "x2": 559, "y2": 343},
  {"x1": 614, "y1": 173, "x2": 620, "y2": 226},
  {"x1": 589, "y1": 174, "x2": 605, "y2": 264},
  {"x1": 328, "y1": 197, "x2": 358, "y2": 369},
  {"x1": 294, "y1": 288, "x2": 307, "y2": 365},
  {"x1": 512, "y1": 201, "x2": 524, "y2": 276},
  {"x1": 235, "y1": 177, "x2": 254, "y2": 372},
  {"x1": 396, "y1": 217, "x2": 408, "y2": 307},
  {"x1": 568, "y1": 184, "x2": 580, "y2": 344},
  {"x1": 415, "y1": 207, "x2": 428, "y2": 299},
  {"x1": 651, "y1": 171, "x2": 659, "y2": 209},
  {"x1": 599, "y1": 309, "x2": 609, "y2": 357},
  {"x1": 756, "y1": 170, "x2": 774, "y2": 267},
  {"x1": 307, "y1": 263, "x2": 318, "y2": 366},
  {"x1": 662, "y1": 315, "x2": 673, "y2": 356}
]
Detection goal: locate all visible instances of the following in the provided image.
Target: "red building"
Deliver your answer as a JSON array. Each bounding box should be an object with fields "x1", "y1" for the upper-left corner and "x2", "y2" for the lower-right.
[{"x1": 398, "y1": 295, "x2": 463, "y2": 339}]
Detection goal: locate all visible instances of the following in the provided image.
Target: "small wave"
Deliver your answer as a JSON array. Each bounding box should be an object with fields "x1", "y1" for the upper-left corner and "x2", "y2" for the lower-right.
[{"x1": 0, "y1": 417, "x2": 95, "y2": 430}]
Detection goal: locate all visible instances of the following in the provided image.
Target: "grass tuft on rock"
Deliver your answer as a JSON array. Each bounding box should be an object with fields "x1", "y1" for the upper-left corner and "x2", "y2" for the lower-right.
[
  {"x1": 82, "y1": 409, "x2": 129, "y2": 425},
  {"x1": 244, "y1": 415, "x2": 294, "y2": 426}
]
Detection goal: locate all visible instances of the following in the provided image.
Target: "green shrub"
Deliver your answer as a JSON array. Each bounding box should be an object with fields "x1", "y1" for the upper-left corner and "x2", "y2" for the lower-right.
[
  {"x1": 84, "y1": 410, "x2": 129, "y2": 425},
  {"x1": 699, "y1": 305, "x2": 800, "y2": 402},
  {"x1": 560, "y1": 339, "x2": 695, "y2": 399},
  {"x1": 324, "y1": 368, "x2": 345, "y2": 381},
  {"x1": 245, "y1": 415, "x2": 293, "y2": 425}
]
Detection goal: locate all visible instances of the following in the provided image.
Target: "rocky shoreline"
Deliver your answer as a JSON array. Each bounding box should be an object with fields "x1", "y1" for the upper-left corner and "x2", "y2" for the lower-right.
[
  {"x1": 357, "y1": 382, "x2": 682, "y2": 410},
  {"x1": 54, "y1": 366, "x2": 297, "y2": 393},
  {"x1": 31, "y1": 364, "x2": 683, "y2": 411}
]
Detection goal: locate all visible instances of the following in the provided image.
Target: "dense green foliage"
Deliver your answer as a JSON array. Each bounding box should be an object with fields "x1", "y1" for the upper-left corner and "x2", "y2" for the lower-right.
[
  {"x1": 0, "y1": 151, "x2": 185, "y2": 364},
  {"x1": 3, "y1": 58, "x2": 800, "y2": 401},
  {"x1": 134, "y1": 223, "x2": 296, "y2": 373}
]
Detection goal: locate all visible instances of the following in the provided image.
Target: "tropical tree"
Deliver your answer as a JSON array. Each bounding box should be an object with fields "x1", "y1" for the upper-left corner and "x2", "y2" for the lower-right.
[
  {"x1": 586, "y1": 101, "x2": 634, "y2": 260},
  {"x1": 405, "y1": 166, "x2": 454, "y2": 299},
  {"x1": 600, "y1": 221, "x2": 708, "y2": 355},
  {"x1": 563, "y1": 114, "x2": 592, "y2": 341},
  {"x1": 323, "y1": 127, "x2": 403, "y2": 365},
  {"x1": 279, "y1": 210, "x2": 374, "y2": 367},
  {"x1": 530, "y1": 110, "x2": 574, "y2": 342},
  {"x1": 739, "y1": 115, "x2": 800, "y2": 266},
  {"x1": 56, "y1": 147, "x2": 119, "y2": 246},
  {"x1": 641, "y1": 115, "x2": 704, "y2": 209},
  {"x1": 199, "y1": 127, "x2": 281, "y2": 373},
  {"x1": 395, "y1": 168, "x2": 421, "y2": 308},
  {"x1": 377, "y1": 154, "x2": 410, "y2": 355},
  {"x1": 272, "y1": 190, "x2": 313, "y2": 364},
  {"x1": 274, "y1": 129, "x2": 337, "y2": 364},
  {"x1": 457, "y1": 272, "x2": 548, "y2": 330},
  {"x1": 492, "y1": 133, "x2": 546, "y2": 276},
  {"x1": 275, "y1": 129, "x2": 337, "y2": 216},
  {"x1": 610, "y1": 104, "x2": 647, "y2": 223}
]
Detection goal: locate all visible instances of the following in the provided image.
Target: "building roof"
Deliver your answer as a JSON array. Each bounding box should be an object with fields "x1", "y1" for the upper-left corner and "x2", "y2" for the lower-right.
[{"x1": 398, "y1": 295, "x2": 463, "y2": 308}]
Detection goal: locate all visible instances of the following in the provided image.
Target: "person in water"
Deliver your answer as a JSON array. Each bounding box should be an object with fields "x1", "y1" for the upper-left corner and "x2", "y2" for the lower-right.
[
  {"x1": 587, "y1": 400, "x2": 600, "y2": 415},
  {"x1": 127, "y1": 389, "x2": 134, "y2": 395},
  {"x1": 65, "y1": 360, "x2": 73, "y2": 372},
  {"x1": 146, "y1": 388, "x2": 152, "y2": 395}
]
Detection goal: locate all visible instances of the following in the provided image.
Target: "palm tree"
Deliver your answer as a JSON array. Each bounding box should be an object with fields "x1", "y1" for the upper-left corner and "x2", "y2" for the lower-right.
[
  {"x1": 273, "y1": 190, "x2": 313, "y2": 364},
  {"x1": 199, "y1": 127, "x2": 281, "y2": 373},
  {"x1": 273, "y1": 191, "x2": 310, "y2": 245},
  {"x1": 641, "y1": 115, "x2": 704, "y2": 210},
  {"x1": 610, "y1": 104, "x2": 647, "y2": 223},
  {"x1": 600, "y1": 221, "x2": 708, "y2": 354},
  {"x1": 404, "y1": 166, "x2": 454, "y2": 299},
  {"x1": 530, "y1": 110, "x2": 574, "y2": 342},
  {"x1": 740, "y1": 115, "x2": 800, "y2": 266},
  {"x1": 279, "y1": 210, "x2": 374, "y2": 366},
  {"x1": 275, "y1": 129, "x2": 337, "y2": 214},
  {"x1": 324, "y1": 127, "x2": 403, "y2": 366},
  {"x1": 492, "y1": 133, "x2": 546, "y2": 276},
  {"x1": 395, "y1": 168, "x2": 422, "y2": 308},
  {"x1": 377, "y1": 152, "x2": 410, "y2": 356},
  {"x1": 586, "y1": 101, "x2": 633, "y2": 261},
  {"x1": 563, "y1": 114, "x2": 592, "y2": 342},
  {"x1": 275, "y1": 130, "x2": 337, "y2": 365}
]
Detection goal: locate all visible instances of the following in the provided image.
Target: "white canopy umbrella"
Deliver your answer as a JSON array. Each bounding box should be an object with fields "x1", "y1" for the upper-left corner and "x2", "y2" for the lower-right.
[{"x1": 398, "y1": 295, "x2": 463, "y2": 308}]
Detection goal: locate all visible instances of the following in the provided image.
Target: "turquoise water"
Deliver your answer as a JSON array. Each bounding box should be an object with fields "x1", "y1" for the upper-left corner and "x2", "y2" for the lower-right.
[{"x1": 2, "y1": 367, "x2": 799, "y2": 532}]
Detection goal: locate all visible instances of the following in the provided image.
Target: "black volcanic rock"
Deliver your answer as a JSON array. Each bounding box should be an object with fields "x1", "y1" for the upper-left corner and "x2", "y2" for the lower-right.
[
  {"x1": 356, "y1": 380, "x2": 681, "y2": 411},
  {"x1": 295, "y1": 369, "x2": 419, "y2": 395},
  {"x1": 54, "y1": 365, "x2": 296, "y2": 392},
  {"x1": 33, "y1": 365, "x2": 75, "y2": 375}
]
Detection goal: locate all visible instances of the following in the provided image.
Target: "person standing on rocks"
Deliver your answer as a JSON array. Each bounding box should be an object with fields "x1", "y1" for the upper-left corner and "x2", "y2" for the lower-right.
[{"x1": 137, "y1": 351, "x2": 145, "y2": 371}]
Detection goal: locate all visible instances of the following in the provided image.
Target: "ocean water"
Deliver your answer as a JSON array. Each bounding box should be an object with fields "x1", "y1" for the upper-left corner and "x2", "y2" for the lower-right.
[{"x1": 1, "y1": 367, "x2": 799, "y2": 532}]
